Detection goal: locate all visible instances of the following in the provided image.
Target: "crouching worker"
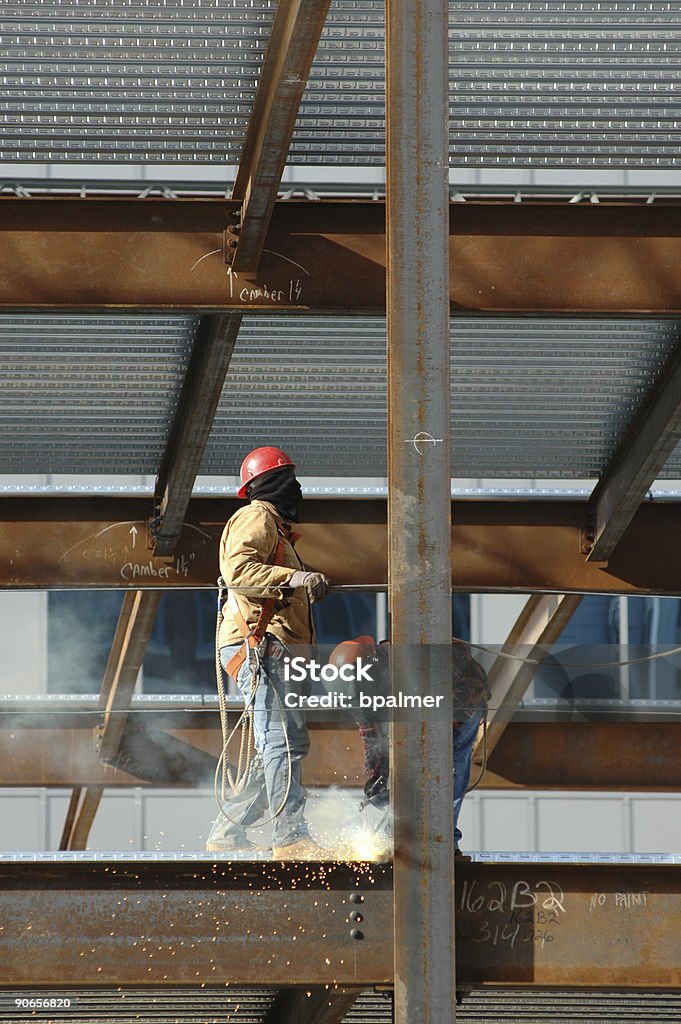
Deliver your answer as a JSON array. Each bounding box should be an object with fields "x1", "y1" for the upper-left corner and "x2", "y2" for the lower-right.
[
  {"x1": 206, "y1": 446, "x2": 330, "y2": 860},
  {"x1": 328, "y1": 636, "x2": 490, "y2": 858}
]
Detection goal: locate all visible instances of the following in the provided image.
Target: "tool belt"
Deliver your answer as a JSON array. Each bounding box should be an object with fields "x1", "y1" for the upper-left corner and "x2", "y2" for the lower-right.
[{"x1": 223, "y1": 533, "x2": 287, "y2": 682}]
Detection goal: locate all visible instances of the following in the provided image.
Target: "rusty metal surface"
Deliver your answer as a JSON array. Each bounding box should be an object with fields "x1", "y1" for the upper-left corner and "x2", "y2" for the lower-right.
[
  {"x1": 455, "y1": 862, "x2": 681, "y2": 989},
  {"x1": 98, "y1": 591, "x2": 163, "y2": 762},
  {"x1": 0, "y1": 715, "x2": 364, "y2": 789},
  {"x1": 61, "y1": 590, "x2": 162, "y2": 848},
  {"x1": 588, "y1": 341, "x2": 681, "y2": 562},
  {"x1": 5, "y1": 495, "x2": 681, "y2": 595},
  {"x1": 2, "y1": 198, "x2": 681, "y2": 310},
  {"x1": 478, "y1": 594, "x2": 583, "y2": 761},
  {"x1": 386, "y1": 0, "x2": 454, "y2": 1019},
  {"x1": 486, "y1": 722, "x2": 681, "y2": 792},
  {"x1": 153, "y1": 314, "x2": 242, "y2": 556},
  {"x1": 61, "y1": 787, "x2": 104, "y2": 853},
  {"x1": 0, "y1": 861, "x2": 680, "y2": 989},
  {"x1": 231, "y1": 0, "x2": 332, "y2": 273},
  {"x1": 0, "y1": 861, "x2": 392, "y2": 988},
  {"x1": 2, "y1": 716, "x2": 681, "y2": 792}
]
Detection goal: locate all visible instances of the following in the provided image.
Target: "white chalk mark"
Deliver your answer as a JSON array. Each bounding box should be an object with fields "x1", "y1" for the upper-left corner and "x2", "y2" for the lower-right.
[
  {"x1": 130, "y1": 525, "x2": 138, "y2": 548},
  {"x1": 261, "y1": 249, "x2": 311, "y2": 276},
  {"x1": 190, "y1": 248, "x2": 222, "y2": 273},
  {"x1": 406, "y1": 432, "x2": 444, "y2": 456},
  {"x1": 58, "y1": 521, "x2": 143, "y2": 563},
  {"x1": 183, "y1": 522, "x2": 213, "y2": 541},
  {"x1": 227, "y1": 265, "x2": 238, "y2": 299},
  {"x1": 59, "y1": 519, "x2": 215, "y2": 563}
]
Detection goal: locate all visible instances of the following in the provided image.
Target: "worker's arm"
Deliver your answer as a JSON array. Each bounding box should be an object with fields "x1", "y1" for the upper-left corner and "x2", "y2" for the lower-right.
[{"x1": 221, "y1": 504, "x2": 298, "y2": 594}]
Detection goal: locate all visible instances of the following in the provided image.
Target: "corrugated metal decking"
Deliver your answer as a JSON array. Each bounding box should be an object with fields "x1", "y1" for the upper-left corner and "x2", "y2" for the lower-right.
[
  {"x1": 3, "y1": 315, "x2": 681, "y2": 479},
  {"x1": 0, "y1": 317, "x2": 196, "y2": 474},
  {"x1": 202, "y1": 316, "x2": 681, "y2": 480},
  {"x1": 0, "y1": 0, "x2": 276, "y2": 164},
  {"x1": 0, "y1": 1, "x2": 679, "y2": 167},
  {"x1": 4, "y1": 990, "x2": 681, "y2": 1023}
]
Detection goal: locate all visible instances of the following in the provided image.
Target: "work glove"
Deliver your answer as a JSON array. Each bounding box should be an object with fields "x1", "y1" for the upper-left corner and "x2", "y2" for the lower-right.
[{"x1": 287, "y1": 570, "x2": 330, "y2": 603}]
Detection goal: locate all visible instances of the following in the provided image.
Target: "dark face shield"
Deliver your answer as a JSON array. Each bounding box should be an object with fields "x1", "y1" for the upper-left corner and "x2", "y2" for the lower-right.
[{"x1": 247, "y1": 466, "x2": 304, "y2": 522}]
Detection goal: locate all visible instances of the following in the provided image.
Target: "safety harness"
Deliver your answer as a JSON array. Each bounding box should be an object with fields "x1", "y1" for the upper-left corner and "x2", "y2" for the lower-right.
[{"x1": 223, "y1": 529, "x2": 288, "y2": 681}]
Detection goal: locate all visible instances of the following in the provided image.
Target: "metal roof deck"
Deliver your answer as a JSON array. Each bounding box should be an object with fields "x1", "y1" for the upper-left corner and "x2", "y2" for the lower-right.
[
  {"x1": 6, "y1": 989, "x2": 681, "y2": 1024},
  {"x1": 2, "y1": 313, "x2": 680, "y2": 480},
  {"x1": 1, "y1": 0, "x2": 679, "y2": 167}
]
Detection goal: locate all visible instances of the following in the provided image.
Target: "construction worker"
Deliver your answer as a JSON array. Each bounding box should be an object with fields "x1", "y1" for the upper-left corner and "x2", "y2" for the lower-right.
[
  {"x1": 206, "y1": 446, "x2": 330, "y2": 860},
  {"x1": 328, "y1": 636, "x2": 489, "y2": 857}
]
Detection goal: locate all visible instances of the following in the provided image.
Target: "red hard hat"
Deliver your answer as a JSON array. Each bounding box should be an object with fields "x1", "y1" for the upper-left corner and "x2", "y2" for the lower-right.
[
  {"x1": 328, "y1": 635, "x2": 377, "y2": 668},
  {"x1": 237, "y1": 446, "x2": 295, "y2": 498}
]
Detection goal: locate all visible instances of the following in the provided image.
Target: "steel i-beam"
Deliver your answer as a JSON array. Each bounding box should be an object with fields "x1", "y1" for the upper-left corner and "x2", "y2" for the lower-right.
[{"x1": 386, "y1": 0, "x2": 455, "y2": 1020}]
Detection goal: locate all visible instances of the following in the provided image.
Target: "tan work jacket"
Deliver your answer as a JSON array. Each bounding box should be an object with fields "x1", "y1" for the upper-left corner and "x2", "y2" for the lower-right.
[{"x1": 218, "y1": 499, "x2": 315, "y2": 648}]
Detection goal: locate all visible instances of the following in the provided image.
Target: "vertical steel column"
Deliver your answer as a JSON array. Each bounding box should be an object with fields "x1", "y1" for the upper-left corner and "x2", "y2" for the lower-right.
[{"x1": 386, "y1": 0, "x2": 454, "y2": 1021}]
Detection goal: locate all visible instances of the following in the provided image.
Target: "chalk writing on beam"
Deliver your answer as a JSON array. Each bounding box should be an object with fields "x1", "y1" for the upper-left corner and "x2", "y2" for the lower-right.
[
  {"x1": 471, "y1": 919, "x2": 555, "y2": 949},
  {"x1": 459, "y1": 879, "x2": 566, "y2": 916},
  {"x1": 238, "y1": 279, "x2": 303, "y2": 304},
  {"x1": 589, "y1": 892, "x2": 649, "y2": 911},
  {"x1": 460, "y1": 879, "x2": 566, "y2": 949},
  {"x1": 59, "y1": 521, "x2": 210, "y2": 582}
]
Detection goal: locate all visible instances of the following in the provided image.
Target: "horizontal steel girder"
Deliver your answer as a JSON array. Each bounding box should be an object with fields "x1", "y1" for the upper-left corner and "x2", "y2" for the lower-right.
[
  {"x1": 1, "y1": 861, "x2": 681, "y2": 989},
  {"x1": 3, "y1": 496, "x2": 681, "y2": 595},
  {"x1": 0, "y1": 713, "x2": 679, "y2": 791},
  {"x1": 2, "y1": 198, "x2": 681, "y2": 311}
]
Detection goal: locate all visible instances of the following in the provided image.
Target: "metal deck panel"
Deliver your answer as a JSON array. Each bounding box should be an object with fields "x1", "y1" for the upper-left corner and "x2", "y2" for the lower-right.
[
  {"x1": 1, "y1": 1, "x2": 679, "y2": 167},
  {"x1": 0, "y1": 0, "x2": 276, "y2": 164},
  {"x1": 201, "y1": 316, "x2": 681, "y2": 480},
  {"x1": 7, "y1": 989, "x2": 681, "y2": 1024},
  {"x1": 1, "y1": 313, "x2": 680, "y2": 480},
  {"x1": 0, "y1": 317, "x2": 197, "y2": 474}
]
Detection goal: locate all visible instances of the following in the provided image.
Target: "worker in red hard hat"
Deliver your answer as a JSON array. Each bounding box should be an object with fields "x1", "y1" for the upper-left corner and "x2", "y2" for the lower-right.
[
  {"x1": 328, "y1": 636, "x2": 489, "y2": 859},
  {"x1": 206, "y1": 446, "x2": 331, "y2": 860}
]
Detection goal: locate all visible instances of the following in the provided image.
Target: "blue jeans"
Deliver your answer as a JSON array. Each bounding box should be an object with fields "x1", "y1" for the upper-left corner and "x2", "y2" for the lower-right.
[
  {"x1": 453, "y1": 707, "x2": 485, "y2": 849},
  {"x1": 216, "y1": 641, "x2": 311, "y2": 848}
]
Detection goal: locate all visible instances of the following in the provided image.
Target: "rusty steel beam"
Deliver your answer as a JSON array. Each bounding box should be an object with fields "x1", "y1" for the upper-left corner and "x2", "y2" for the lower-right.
[
  {"x1": 230, "y1": 0, "x2": 332, "y2": 272},
  {"x1": 4, "y1": 716, "x2": 681, "y2": 791},
  {"x1": 3, "y1": 197, "x2": 681, "y2": 310},
  {"x1": 262, "y1": 987, "x2": 361, "y2": 1024},
  {"x1": 59, "y1": 786, "x2": 103, "y2": 851},
  {"x1": 474, "y1": 594, "x2": 584, "y2": 768},
  {"x1": 58, "y1": 786, "x2": 83, "y2": 850},
  {"x1": 587, "y1": 339, "x2": 681, "y2": 563},
  {"x1": 386, "y1": 0, "x2": 454, "y2": 1018},
  {"x1": 0, "y1": 714, "x2": 365, "y2": 789},
  {"x1": 60, "y1": 591, "x2": 162, "y2": 850},
  {"x1": 2, "y1": 861, "x2": 681, "y2": 989},
  {"x1": 455, "y1": 861, "x2": 681, "y2": 988},
  {"x1": 7, "y1": 495, "x2": 681, "y2": 594},
  {"x1": 152, "y1": 314, "x2": 241, "y2": 556},
  {"x1": 4, "y1": 493, "x2": 681, "y2": 594},
  {"x1": 97, "y1": 591, "x2": 163, "y2": 764},
  {"x1": 485, "y1": 721, "x2": 681, "y2": 791},
  {"x1": 0, "y1": 861, "x2": 392, "y2": 988}
]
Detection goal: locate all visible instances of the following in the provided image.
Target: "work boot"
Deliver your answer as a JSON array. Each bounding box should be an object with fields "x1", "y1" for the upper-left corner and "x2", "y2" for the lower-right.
[
  {"x1": 206, "y1": 834, "x2": 271, "y2": 854},
  {"x1": 271, "y1": 837, "x2": 334, "y2": 861},
  {"x1": 205, "y1": 813, "x2": 270, "y2": 855}
]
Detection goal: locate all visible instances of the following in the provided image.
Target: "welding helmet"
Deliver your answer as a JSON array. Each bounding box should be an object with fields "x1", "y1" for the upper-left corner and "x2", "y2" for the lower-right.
[{"x1": 237, "y1": 446, "x2": 295, "y2": 498}]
